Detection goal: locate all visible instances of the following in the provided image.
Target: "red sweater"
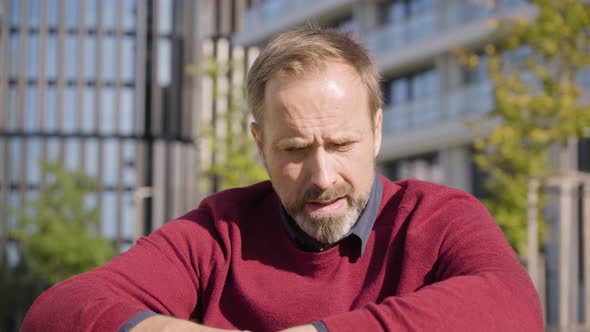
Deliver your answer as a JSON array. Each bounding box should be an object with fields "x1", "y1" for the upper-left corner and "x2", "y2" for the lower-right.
[{"x1": 22, "y1": 177, "x2": 543, "y2": 331}]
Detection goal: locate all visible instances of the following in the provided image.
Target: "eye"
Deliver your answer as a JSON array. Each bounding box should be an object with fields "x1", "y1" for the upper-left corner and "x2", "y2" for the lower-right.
[
  {"x1": 284, "y1": 146, "x2": 305, "y2": 152},
  {"x1": 332, "y1": 142, "x2": 353, "y2": 151}
]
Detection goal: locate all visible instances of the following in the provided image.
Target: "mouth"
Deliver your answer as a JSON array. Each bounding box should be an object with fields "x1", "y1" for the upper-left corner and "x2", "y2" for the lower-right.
[{"x1": 305, "y1": 197, "x2": 347, "y2": 214}]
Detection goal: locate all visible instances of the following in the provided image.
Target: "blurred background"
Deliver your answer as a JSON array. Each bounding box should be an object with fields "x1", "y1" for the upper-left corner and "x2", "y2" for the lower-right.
[{"x1": 0, "y1": 0, "x2": 589, "y2": 331}]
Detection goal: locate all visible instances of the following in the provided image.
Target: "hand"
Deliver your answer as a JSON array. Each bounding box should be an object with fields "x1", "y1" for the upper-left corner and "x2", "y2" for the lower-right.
[
  {"x1": 278, "y1": 324, "x2": 318, "y2": 332},
  {"x1": 131, "y1": 315, "x2": 251, "y2": 332}
]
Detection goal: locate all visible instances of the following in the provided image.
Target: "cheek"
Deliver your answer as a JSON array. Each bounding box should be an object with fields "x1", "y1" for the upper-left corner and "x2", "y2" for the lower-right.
[
  {"x1": 339, "y1": 147, "x2": 375, "y2": 186},
  {"x1": 266, "y1": 155, "x2": 303, "y2": 184}
]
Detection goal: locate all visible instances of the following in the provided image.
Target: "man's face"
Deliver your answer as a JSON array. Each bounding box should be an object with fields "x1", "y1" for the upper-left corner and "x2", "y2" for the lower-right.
[{"x1": 251, "y1": 62, "x2": 382, "y2": 245}]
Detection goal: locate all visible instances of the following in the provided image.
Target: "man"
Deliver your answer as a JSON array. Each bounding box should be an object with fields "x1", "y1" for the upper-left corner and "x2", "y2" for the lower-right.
[{"x1": 22, "y1": 28, "x2": 543, "y2": 332}]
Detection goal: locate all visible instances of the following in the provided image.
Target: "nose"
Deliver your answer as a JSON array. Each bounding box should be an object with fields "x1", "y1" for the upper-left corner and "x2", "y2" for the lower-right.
[{"x1": 307, "y1": 148, "x2": 337, "y2": 191}]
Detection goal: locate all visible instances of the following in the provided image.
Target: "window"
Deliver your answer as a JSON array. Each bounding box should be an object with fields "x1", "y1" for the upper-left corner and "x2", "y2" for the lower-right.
[
  {"x1": 82, "y1": 88, "x2": 96, "y2": 133},
  {"x1": 157, "y1": 0, "x2": 173, "y2": 34},
  {"x1": 157, "y1": 38, "x2": 171, "y2": 85},
  {"x1": 62, "y1": 86, "x2": 77, "y2": 133},
  {"x1": 27, "y1": 138, "x2": 42, "y2": 185},
  {"x1": 47, "y1": 0, "x2": 59, "y2": 27},
  {"x1": 9, "y1": 0, "x2": 20, "y2": 26},
  {"x1": 101, "y1": 191, "x2": 117, "y2": 239},
  {"x1": 6, "y1": 87, "x2": 18, "y2": 131},
  {"x1": 8, "y1": 192, "x2": 21, "y2": 228},
  {"x1": 65, "y1": 0, "x2": 78, "y2": 29},
  {"x1": 103, "y1": 0, "x2": 117, "y2": 31},
  {"x1": 46, "y1": 137, "x2": 60, "y2": 163},
  {"x1": 85, "y1": 139, "x2": 99, "y2": 177},
  {"x1": 46, "y1": 34, "x2": 58, "y2": 80},
  {"x1": 122, "y1": 140, "x2": 136, "y2": 186},
  {"x1": 120, "y1": 88, "x2": 134, "y2": 134},
  {"x1": 409, "y1": 0, "x2": 435, "y2": 17},
  {"x1": 45, "y1": 86, "x2": 57, "y2": 131},
  {"x1": 391, "y1": 77, "x2": 409, "y2": 106},
  {"x1": 123, "y1": 0, "x2": 136, "y2": 31},
  {"x1": 84, "y1": 37, "x2": 96, "y2": 80},
  {"x1": 122, "y1": 37, "x2": 135, "y2": 82},
  {"x1": 64, "y1": 35, "x2": 78, "y2": 80},
  {"x1": 64, "y1": 139, "x2": 80, "y2": 169},
  {"x1": 24, "y1": 86, "x2": 39, "y2": 132},
  {"x1": 85, "y1": 0, "x2": 97, "y2": 29},
  {"x1": 378, "y1": 0, "x2": 408, "y2": 26},
  {"x1": 9, "y1": 34, "x2": 19, "y2": 78},
  {"x1": 100, "y1": 88, "x2": 115, "y2": 134},
  {"x1": 383, "y1": 67, "x2": 438, "y2": 107},
  {"x1": 27, "y1": 35, "x2": 39, "y2": 80},
  {"x1": 102, "y1": 36, "x2": 116, "y2": 82},
  {"x1": 121, "y1": 191, "x2": 135, "y2": 239},
  {"x1": 10, "y1": 139, "x2": 22, "y2": 183},
  {"x1": 28, "y1": 0, "x2": 41, "y2": 29},
  {"x1": 102, "y1": 139, "x2": 118, "y2": 187}
]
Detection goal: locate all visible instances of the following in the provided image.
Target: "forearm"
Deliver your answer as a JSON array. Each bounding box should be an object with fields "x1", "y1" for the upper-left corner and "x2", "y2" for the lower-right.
[
  {"x1": 320, "y1": 269, "x2": 542, "y2": 331},
  {"x1": 131, "y1": 315, "x2": 247, "y2": 332}
]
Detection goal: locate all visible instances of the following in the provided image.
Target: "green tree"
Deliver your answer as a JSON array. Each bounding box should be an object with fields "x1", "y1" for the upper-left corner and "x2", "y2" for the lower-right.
[
  {"x1": 464, "y1": 0, "x2": 590, "y2": 256},
  {"x1": 198, "y1": 57, "x2": 268, "y2": 192},
  {"x1": 11, "y1": 161, "x2": 115, "y2": 285}
]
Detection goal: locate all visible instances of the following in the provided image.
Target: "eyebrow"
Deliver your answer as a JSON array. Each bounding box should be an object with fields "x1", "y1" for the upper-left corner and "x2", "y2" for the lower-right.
[{"x1": 274, "y1": 135, "x2": 361, "y2": 148}]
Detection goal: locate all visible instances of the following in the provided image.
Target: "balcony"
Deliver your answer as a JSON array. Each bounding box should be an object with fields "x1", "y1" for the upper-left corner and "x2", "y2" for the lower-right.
[
  {"x1": 383, "y1": 80, "x2": 493, "y2": 134},
  {"x1": 235, "y1": 0, "x2": 357, "y2": 46},
  {"x1": 380, "y1": 81, "x2": 495, "y2": 160},
  {"x1": 367, "y1": 0, "x2": 534, "y2": 73}
]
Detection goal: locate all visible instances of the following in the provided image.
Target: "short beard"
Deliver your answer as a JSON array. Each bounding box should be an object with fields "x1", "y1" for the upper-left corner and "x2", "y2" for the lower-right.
[{"x1": 284, "y1": 183, "x2": 370, "y2": 245}]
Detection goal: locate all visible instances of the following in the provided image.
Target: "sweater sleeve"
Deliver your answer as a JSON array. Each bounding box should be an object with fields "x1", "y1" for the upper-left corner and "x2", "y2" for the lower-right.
[
  {"x1": 322, "y1": 194, "x2": 544, "y2": 332},
  {"x1": 21, "y1": 217, "x2": 210, "y2": 332}
]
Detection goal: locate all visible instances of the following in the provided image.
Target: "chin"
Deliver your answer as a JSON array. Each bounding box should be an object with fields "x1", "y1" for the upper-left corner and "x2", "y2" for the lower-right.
[{"x1": 295, "y1": 210, "x2": 359, "y2": 245}]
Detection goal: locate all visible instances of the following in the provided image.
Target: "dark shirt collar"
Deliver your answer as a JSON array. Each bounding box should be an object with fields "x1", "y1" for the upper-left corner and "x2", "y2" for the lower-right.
[{"x1": 278, "y1": 176, "x2": 383, "y2": 257}]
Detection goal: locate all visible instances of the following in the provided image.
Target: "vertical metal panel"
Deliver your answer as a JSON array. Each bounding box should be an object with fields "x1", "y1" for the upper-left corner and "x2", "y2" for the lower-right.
[
  {"x1": 16, "y1": 0, "x2": 29, "y2": 132},
  {"x1": 115, "y1": 0, "x2": 124, "y2": 250},
  {"x1": 151, "y1": 0, "x2": 162, "y2": 137},
  {"x1": 527, "y1": 178, "x2": 540, "y2": 290},
  {"x1": 0, "y1": 0, "x2": 9, "y2": 266},
  {"x1": 76, "y1": 0, "x2": 87, "y2": 172},
  {"x1": 219, "y1": 0, "x2": 231, "y2": 36},
  {"x1": 583, "y1": 181, "x2": 590, "y2": 328},
  {"x1": 199, "y1": 39, "x2": 214, "y2": 194},
  {"x1": 0, "y1": 0, "x2": 9, "y2": 129},
  {"x1": 56, "y1": 0, "x2": 66, "y2": 160},
  {"x1": 134, "y1": 1, "x2": 148, "y2": 235},
  {"x1": 180, "y1": 0, "x2": 197, "y2": 140},
  {"x1": 17, "y1": 0, "x2": 29, "y2": 205},
  {"x1": 37, "y1": 0, "x2": 48, "y2": 170},
  {"x1": 152, "y1": 140, "x2": 166, "y2": 229},
  {"x1": 134, "y1": 1, "x2": 147, "y2": 137},
  {"x1": 0, "y1": 138, "x2": 7, "y2": 265},
  {"x1": 183, "y1": 140, "x2": 198, "y2": 212},
  {"x1": 559, "y1": 179, "x2": 574, "y2": 328},
  {"x1": 95, "y1": 0, "x2": 105, "y2": 227}
]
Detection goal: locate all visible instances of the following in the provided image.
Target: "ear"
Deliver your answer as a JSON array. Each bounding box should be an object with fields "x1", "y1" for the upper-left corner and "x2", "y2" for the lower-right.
[
  {"x1": 373, "y1": 108, "x2": 382, "y2": 158},
  {"x1": 250, "y1": 122, "x2": 266, "y2": 165}
]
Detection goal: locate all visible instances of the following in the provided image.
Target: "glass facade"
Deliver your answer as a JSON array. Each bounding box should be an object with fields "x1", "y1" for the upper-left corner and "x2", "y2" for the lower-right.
[
  {"x1": 0, "y1": 0, "x2": 203, "y2": 261},
  {"x1": 382, "y1": 67, "x2": 440, "y2": 133}
]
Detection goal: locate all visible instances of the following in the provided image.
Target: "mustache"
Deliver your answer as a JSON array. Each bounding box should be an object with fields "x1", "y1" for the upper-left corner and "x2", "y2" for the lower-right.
[{"x1": 301, "y1": 183, "x2": 353, "y2": 203}]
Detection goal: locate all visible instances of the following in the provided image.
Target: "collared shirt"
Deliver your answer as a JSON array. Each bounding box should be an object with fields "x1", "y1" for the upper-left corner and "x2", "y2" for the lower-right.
[{"x1": 278, "y1": 176, "x2": 383, "y2": 257}]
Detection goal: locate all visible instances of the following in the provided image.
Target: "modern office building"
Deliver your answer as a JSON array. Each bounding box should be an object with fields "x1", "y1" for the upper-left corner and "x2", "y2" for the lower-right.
[
  {"x1": 0, "y1": 0, "x2": 250, "y2": 266},
  {"x1": 234, "y1": 0, "x2": 590, "y2": 329}
]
